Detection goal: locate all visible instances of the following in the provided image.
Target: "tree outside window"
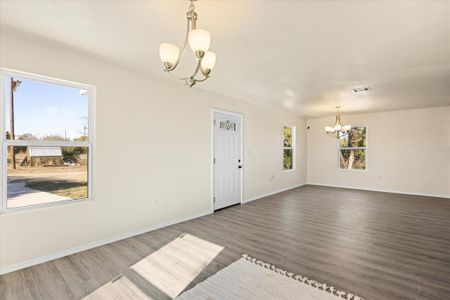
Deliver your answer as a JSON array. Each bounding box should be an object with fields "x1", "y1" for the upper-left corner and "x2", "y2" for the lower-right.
[
  {"x1": 338, "y1": 126, "x2": 367, "y2": 170},
  {"x1": 283, "y1": 126, "x2": 295, "y2": 170}
]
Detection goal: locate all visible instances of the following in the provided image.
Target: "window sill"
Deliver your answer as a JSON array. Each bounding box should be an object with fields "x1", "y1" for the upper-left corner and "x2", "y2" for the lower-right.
[
  {"x1": 0, "y1": 197, "x2": 93, "y2": 214},
  {"x1": 338, "y1": 168, "x2": 367, "y2": 172}
]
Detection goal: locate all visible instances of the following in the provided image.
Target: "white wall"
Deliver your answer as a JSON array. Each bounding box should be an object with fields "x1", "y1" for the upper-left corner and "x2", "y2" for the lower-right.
[
  {"x1": 0, "y1": 30, "x2": 306, "y2": 270},
  {"x1": 307, "y1": 107, "x2": 450, "y2": 197}
]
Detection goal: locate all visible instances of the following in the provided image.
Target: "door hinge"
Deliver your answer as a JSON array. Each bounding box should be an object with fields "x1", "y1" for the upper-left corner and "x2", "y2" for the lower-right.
[
  {"x1": 213, "y1": 158, "x2": 216, "y2": 164},
  {"x1": 213, "y1": 119, "x2": 216, "y2": 126},
  {"x1": 213, "y1": 197, "x2": 216, "y2": 203}
]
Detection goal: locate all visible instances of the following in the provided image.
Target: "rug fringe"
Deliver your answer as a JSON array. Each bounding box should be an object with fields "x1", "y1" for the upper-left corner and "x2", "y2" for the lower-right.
[{"x1": 242, "y1": 254, "x2": 364, "y2": 300}]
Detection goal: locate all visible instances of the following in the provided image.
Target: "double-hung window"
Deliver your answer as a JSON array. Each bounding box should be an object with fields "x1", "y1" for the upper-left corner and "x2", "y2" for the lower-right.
[
  {"x1": 283, "y1": 125, "x2": 296, "y2": 171},
  {"x1": 1, "y1": 70, "x2": 94, "y2": 210},
  {"x1": 338, "y1": 126, "x2": 367, "y2": 170}
]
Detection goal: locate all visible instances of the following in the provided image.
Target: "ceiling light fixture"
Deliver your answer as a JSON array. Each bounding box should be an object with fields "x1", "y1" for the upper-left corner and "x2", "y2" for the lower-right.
[
  {"x1": 324, "y1": 106, "x2": 351, "y2": 138},
  {"x1": 352, "y1": 86, "x2": 371, "y2": 94},
  {"x1": 159, "y1": 0, "x2": 215, "y2": 87}
]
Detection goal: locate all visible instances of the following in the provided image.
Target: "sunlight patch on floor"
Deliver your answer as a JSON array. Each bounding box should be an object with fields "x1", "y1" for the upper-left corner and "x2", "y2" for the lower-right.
[
  {"x1": 82, "y1": 233, "x2": 224, "y2": 300},
  {"x1": 132, "y1": 233, "x2": 224, "y2": 299},
  {"x1": 83, "y1": 275, "x2": 153, "y2": 300}
]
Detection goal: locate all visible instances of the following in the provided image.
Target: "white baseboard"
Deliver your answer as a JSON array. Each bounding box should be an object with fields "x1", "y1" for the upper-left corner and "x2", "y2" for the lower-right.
[
  {"x1": 307, "y1": 182, "x2": 450, "y2": 199},
  {"x1": 0, "y1": 209, "x2": 212, "y2": 275},
  {"x1": 243, "y1": 183, "x2": 307, "y2": 203}
]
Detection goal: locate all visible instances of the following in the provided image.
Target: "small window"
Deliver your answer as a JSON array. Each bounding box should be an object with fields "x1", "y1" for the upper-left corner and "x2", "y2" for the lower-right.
[
  {"x1": 338, "y1": 126, "x2": 367, "y2": 170},
  {"x1": 283, "y1": 125, "x2": 296, "y2": 171},
  {"x1": 2, "y1": 71, "x2": 93, "y2": 210},
  {"x1": 219, "y1": 120, "x2": 236, "y2": 131}
]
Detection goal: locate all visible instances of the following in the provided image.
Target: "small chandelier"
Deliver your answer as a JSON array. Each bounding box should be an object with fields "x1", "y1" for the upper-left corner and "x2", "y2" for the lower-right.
[
  {"x1": 159, "y1": 0, "x2": 216, "y2": 87},
  {"x1": 324, "y1": 106, "x2": 351, "y2": 138}
]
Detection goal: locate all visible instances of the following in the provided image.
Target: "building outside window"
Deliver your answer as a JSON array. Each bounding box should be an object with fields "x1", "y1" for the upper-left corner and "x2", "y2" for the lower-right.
[{"x1": 1, "y1": 70, "x2": 94, "y2": 210}]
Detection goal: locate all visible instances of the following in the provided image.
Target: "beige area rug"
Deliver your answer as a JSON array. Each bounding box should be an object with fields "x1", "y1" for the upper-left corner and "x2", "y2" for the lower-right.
[{"x1": 176, "y1": 254, "x2": 364, "y2": 300}]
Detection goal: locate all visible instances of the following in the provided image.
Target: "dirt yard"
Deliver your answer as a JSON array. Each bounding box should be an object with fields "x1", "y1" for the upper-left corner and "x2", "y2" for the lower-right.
[{"x1": 8, "y1": 166, "x2": 88, "y2": 199}]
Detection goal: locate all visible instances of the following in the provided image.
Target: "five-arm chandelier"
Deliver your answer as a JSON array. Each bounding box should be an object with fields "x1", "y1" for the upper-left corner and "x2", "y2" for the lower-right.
[
  {"x1": 324, "y1": 106, "x2": 351, "y2": 138},
  {"x1": 159, "y1": 0, "x2": 215, "y2": 87}
]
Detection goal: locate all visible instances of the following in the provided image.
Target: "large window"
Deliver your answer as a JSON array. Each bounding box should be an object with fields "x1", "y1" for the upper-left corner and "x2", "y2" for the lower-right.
[
  {"x1": 338, "y1": 126, "x2": 367, "y2": 170},
  {"x1": 283, "y1": 125, "x2": 296, "y2": 171},
  {"x1": 1, "y1": 70, "x2": 94, "y2": 210}
]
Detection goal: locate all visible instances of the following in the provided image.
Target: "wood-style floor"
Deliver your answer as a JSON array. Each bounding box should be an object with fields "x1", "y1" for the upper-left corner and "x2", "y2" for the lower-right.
[{"x1": 1, "y1": 185, "x2": 450, "y2": 300}]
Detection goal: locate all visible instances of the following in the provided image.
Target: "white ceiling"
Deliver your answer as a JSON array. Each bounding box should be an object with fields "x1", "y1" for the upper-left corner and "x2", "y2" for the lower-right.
[{"x1": 1, "y1": 0, "x2": 449, "y2": 117}]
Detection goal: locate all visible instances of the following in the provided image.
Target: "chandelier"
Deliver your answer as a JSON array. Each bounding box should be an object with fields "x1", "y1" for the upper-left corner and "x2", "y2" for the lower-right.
[
  {"x1": 324, "y1": 106, "x2": 351, "y2": 138},
  {"x1": 159, "y1": 0, "x2": 216, "y2": 87}
]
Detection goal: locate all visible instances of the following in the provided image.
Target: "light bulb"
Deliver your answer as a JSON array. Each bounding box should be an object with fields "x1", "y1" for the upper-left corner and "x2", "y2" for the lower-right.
[
  {"x1": 325, "y1": 126, "x2": 334, "y2": 132},
  {"x1": 335, "y1": 124, "x2": 342, "y2": 131},
  {"x1": 189, "y1": 29, "x2": 211, "y2": 57},
  {"x1": 159, "y1": 43, "x2": 180, "y2": 67},
  {"x1": 201, "y1": 51, "x2": 216, "y2": 73},
  {"x1": 343, "y1": 125, "x2": 352, "y2": 131}
]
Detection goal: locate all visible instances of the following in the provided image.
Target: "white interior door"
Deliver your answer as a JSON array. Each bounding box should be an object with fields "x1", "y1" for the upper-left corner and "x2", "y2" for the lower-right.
[{"x1": 213, "y1": 111, "x2": 242, "y2": 210}]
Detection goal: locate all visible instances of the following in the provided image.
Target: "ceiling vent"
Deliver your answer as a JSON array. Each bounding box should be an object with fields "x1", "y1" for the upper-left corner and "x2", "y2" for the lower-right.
[{"x1": 352, "y1": 87, "x2": 371, "y2": 94}]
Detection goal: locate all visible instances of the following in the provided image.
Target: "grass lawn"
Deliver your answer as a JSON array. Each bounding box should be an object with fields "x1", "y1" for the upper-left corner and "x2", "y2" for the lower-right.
[
  {"x1": 26, "y1": 180, "x2": 88, "y2": 199},
  {"x1": 8, "y1": 165, "x2": 88, "y2": 199}
]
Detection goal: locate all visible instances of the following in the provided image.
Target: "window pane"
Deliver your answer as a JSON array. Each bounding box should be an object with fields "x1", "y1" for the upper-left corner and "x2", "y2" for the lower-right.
[
  {"x1": 283, "y1": 149, "x2": 293, "y2": 170},
  {"x1": 4, "y1": 75, "x2": 89, "y2": 141},
  {"x1": 339, "y1": 127, "x2": 366, "y2": 148},
  {"x1": 7, "y1": 146, "x2": 89, "y2": 208},
  {"x1": 339, "y1": 149, "x2": 366, "y2": 170},
  {"x1": 219, "y1": 120, "x2": 236, "y2": 131},
  {"x1": 283, "y1": 126, "x2": 292, "y2": 147}
]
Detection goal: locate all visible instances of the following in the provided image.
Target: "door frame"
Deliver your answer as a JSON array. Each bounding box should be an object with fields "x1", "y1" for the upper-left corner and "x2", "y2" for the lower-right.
[{"x1": 211, "y1": 108, "x2": 244, "y2": 212}]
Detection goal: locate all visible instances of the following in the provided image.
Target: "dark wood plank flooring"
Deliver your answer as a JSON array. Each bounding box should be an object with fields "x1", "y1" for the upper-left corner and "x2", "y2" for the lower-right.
[{"x1": 1, "y1": 185, "x2": 450, "y2": 300}]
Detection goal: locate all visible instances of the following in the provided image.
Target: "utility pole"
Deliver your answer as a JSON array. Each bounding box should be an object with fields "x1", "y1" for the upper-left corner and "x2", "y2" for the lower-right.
[{"x1": 10, "y1": 78, "x2": 21, "y2": 169}]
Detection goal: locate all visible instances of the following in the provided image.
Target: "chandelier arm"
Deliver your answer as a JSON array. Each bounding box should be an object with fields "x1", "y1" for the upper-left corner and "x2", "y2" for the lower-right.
[
  {"x1": 166, "y1": 59, "x2": 203, "y2": 83},
  {"x1": 194, "y1": 66, "x2": 212, "y2": 82},
  {"x1": 165, "y1": 18, "x2": 191, "y2": 72},
  {"x1": 188, "y1": 58, "x2": 202, "y2": 79},
  {"x1": 165, "y1": 53, "x2": 202, "y2": 82},
  {"x1": 166, "y1": 71, "x2": 190, "y2": 81},
  {"x1": 193, "y1": 74, "x2": 210, "y2": 82}
]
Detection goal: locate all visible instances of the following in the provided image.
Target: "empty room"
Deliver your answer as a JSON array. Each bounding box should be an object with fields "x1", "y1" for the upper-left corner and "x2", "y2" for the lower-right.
[{"x1": 0, "y1": 1, "x2": 449, "y2": 299}]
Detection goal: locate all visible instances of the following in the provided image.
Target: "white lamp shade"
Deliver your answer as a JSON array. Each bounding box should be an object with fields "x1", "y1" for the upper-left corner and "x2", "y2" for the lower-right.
[
  {"x1": 189, "y1": 29, "x2": 211, "y2": 53},
  {"x1": 159, "y1": 43, "x2": 180, "y2": 64},
  {"x1": 335, "y1": 124, "x2": 342, "y2": 131},
  {"x1": 342, "y1": 125, "x2": 352, "y2": 131},
  {"x1": 324, "y1": 126, "x2": 335, "y2": 132},
  {"x1": 201, "y1": 51, "x2": 216, "y2": 70}
]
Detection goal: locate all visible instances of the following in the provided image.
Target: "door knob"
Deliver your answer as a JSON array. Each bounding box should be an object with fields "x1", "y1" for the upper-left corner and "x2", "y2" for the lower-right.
[{"x1": 238, "y1": 165, "x2": 243, "y2": 169}]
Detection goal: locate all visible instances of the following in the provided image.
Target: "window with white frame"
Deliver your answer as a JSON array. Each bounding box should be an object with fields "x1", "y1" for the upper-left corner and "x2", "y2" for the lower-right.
[
  {"x1": 338, "y1": 126, "x2": 367, "y2": 170},
  {"x1": 1, "y1": 70, "x2": 93, "y2": 210},
  {"x1": 283, "y1": 125, "x2": 296, "y2": 170}
]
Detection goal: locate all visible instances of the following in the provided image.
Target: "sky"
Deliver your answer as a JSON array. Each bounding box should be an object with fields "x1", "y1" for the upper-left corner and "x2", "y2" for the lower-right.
[{"x1": 4, "y1": 75, "x2": 89, "y2": 141}]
